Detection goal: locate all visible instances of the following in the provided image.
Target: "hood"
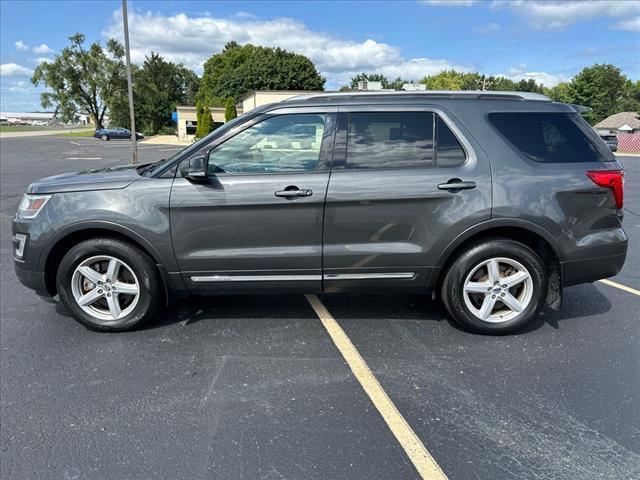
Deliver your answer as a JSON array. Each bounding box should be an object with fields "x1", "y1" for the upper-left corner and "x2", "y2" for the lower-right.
[{"x1": 27, "y1": 164, "x2": 144, "y2": 194}]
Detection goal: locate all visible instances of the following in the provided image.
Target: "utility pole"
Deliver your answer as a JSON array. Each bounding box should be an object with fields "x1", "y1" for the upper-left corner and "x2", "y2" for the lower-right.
[{"x1": 122, "y1": 0, "x2": 138, "y2": 164}]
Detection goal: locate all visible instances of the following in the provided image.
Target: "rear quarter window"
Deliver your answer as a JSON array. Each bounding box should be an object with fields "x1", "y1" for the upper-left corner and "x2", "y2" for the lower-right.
[{"x1": 488, "y1": 112, "x2": 612, "y2": 163}]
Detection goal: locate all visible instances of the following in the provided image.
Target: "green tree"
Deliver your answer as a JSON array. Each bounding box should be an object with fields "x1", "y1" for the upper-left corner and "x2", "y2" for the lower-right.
[
  {"x1": 348, "y1": 73, "x2": 409, "y2": 90},
  {"x1": 195, "y1": 100, "x2": 205, "y2": 138},
  {"x1": 31, "y1": 33, "x2": 126, "y2": 129},
  {"x1": 617, "y1": 80, "x2": 640, "y2": 113},
  {"x1": 515, "y1": 78, "x2": 544, "y2": 93},
  {"x1": 198, "y1": 42, "x2": 325, "y2": 102},
  {"x1": 545, "y1": 82, "x2": 572, "y2": 103},
  {"x1": 419, "y1": 70, "x2": 545, "y2": 93},
  {"x1": 386, "y1": 77, "x2": 408, "y2": 91},
  {"x1": 200, "y1": 106, "x2": 213, "y2": 136},
  {"x1": 177, "y1": 66, "x2": 200, "y2": 106},
  {"x1": 486, "y1": 75, "x2": 517, "y2": 91},
  {"x1": 224, "y1": 97, "x2": 237, "y2": 122},
  {"x1": 133, "y1": 52, "x2": 201, "y2": 134},
  {"x1": 567, "y1": 64, "x2": 629, "y2": 124},
  {"x1": 421, "y1": 70, "x2": 467, "y2": 90}
]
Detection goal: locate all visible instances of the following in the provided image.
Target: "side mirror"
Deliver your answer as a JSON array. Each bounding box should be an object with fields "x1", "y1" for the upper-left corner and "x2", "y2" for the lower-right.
[{"x1": 180, "y1": 155, "x2": 208, "y2": 181}]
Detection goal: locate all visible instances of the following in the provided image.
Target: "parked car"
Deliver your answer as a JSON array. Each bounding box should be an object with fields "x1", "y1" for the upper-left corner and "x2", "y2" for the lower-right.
[
  {"x1": 599, "y1": 134, "x2": 618, "y2": 152},
  {"x1": 13, "y1": 91, "x2": 626, "y2": 334},
  {"x1": 94, "y1": 127, "x2": 144, "y2": 141}
]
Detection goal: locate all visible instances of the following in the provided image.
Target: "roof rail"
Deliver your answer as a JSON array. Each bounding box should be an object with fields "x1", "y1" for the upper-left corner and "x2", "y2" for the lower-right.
[{"x1": 286, "y1": 90, "x2": 551, "y2": 102}]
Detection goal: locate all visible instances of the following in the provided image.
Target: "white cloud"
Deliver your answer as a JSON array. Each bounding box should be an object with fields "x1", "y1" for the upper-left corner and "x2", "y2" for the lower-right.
[
  {"x1": 102, "y1": 9, "x2": 472, "y2": 87},
  {"x1": 5, "y1": 81, "x2": 35, "y2": 93},
  {"x1": 0, "y1": 63, "x2": 34, "y2": 77},
  {"x1": 500, "y1": 64, "x2": 568, "y2": 87},
  {"x1": 34, "y1": 57, "x2": 52, "y2": 65},
  {"x1": 494, "y1": 1, "x2": 640, "y2": 30},
  {"x1": 15, "y1": 40, "x2": 28, "y2": 51},
  {"x1": 614, "y1": 16, "x2": 640, "y2": 32},
  {"x1": 32, "y1": 43, "x2": 54, "y2": 54}
]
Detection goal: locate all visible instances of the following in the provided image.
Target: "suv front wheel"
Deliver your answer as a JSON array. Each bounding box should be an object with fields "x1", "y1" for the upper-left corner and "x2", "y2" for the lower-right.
[
  {"x1": 56, "y1": 238, "x2": 161, "y2": 331},
  {"x1": 441, "y1": 239, "x2": 547, "y2": 335}
]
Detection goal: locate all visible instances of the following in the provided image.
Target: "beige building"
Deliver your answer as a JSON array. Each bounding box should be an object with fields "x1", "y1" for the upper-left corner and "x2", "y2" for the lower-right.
[
  {"x1": 176, "y1": 90, "x2": 325, "y2": 142},
  {"x1": 239, "y1": 90, "x2": 324, "y2": 112},
  {"x1": 176, "y1": 106, "x2": 229, "y2": 142}
]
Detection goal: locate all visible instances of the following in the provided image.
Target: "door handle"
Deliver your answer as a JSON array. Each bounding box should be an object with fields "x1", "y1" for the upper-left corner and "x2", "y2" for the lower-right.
[
  {"x1": 437, "y1": 179, "x2": 476, "y2": 191},
  {"x1": 274, "y1": 187, "x2": 313, "y2": 198}
]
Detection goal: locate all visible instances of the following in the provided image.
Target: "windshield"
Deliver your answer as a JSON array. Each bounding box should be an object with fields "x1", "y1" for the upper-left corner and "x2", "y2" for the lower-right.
[{"x1": 146, "y1": 113, "x2": 255, "y2": 176}]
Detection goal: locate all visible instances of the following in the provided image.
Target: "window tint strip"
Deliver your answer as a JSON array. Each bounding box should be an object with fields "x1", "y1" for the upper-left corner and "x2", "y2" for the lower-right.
[{"x1": 435, "y1": 116, "x2": 466, "y2": 167}]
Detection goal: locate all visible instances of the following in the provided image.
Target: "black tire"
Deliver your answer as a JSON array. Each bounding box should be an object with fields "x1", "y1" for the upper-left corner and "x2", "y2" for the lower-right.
[
  {"x1": 440, "y1": 238, "x2": 547, "y2": 335},
  {"x1": 101, "y1": 134, "x2": 109, "y2": 141},
  {"x1": 56, "y1": 238, "x2": 161, "y2": 332}
]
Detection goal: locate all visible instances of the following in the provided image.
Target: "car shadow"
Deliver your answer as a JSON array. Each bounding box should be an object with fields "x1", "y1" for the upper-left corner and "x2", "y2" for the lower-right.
[
  {"x1": 53, "y1": 283, "x2": 612, "y2": 335},
  {"x1": 141, "y1": 294, "x2": 316, "y2": 330},
  {"x1": 535, "y1": 282, "x2": 613, "y2": 330}
]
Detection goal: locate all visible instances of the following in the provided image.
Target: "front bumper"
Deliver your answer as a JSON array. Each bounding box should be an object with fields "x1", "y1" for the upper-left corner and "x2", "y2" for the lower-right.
[{"x1": 14, "y1": 260, "x2": 50, "y2": 297}]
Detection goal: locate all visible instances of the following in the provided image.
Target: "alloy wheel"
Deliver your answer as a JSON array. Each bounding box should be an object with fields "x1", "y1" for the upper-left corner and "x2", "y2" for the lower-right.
[
  {"x1": 71, "y1": 255, "x2": 140, "y2": 323},
  {"x1": 462, "y1": 257, "x2": 533, "y2": 323}
]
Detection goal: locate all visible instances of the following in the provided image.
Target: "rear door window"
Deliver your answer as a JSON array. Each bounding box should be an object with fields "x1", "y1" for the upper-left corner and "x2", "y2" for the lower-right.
[
  {"x1": 488, "y1": 112, "x2": 611, "y2": 163},
  {"x1": 345, "y1": 112, "x2": 435, "y2": 169}
]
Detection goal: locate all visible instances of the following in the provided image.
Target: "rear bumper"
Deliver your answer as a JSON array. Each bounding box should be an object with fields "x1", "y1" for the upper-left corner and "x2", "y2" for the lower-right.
[{"x1": 561, "y1": 252, "x2": 627, "y2": 287}]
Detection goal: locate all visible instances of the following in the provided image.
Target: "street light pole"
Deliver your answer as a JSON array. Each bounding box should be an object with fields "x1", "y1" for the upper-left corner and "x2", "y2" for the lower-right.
[{"x1": 122, "y1": 0, "x2": 138, "y2": 164}]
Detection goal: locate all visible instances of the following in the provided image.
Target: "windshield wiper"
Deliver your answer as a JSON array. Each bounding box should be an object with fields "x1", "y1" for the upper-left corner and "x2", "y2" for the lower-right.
[{"x1": 140, "y1": 158, "x2": 167, "y2": 175}]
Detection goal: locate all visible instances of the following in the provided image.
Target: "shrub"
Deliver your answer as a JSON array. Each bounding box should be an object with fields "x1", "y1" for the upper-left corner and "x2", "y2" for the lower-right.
[
  {"x1": 225, "y1": 97, "x2": 237, "y2": 122},
  {"x1": 200, "y1": 106, "x2": 213, "y2": 135},
  {"x1": 158, "y1": 125, "x2": 176, "y2": 135}
]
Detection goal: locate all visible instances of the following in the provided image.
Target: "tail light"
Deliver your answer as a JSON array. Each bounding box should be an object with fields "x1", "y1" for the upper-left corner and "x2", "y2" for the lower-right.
[{"x1": 586, "y1": 170, "x2": 624, "y2": 209}]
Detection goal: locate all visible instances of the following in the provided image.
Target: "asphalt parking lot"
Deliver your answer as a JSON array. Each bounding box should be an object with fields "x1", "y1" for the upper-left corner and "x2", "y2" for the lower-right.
[{"x1": 1, "y1": 136, "x2": 639, "y2": 479}]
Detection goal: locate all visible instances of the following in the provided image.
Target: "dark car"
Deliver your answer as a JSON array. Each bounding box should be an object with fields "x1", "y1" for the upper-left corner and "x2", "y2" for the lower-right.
[
  {"x1": 13, "y1": 91, "x2": 627, "y2": 334},
  {"x1": 94, "y1": 127, "x2": 144, "y2": 141},
  {"x1": 599, "y1": 134, "x2": 618, "y2": 152}
]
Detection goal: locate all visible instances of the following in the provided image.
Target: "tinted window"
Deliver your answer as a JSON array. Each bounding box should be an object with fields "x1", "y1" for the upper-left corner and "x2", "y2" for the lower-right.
[
  {"x1": 436, "y1": 116, "x2": 466, "y2": 166},
  {"x1": 346, "y1": 112, "x2": 434, "y2": 169},
  {"x1": 489, "y1": 112, "x2": 608, "y2": 163},
  {"x1": 209, "y1": 114, "x2": 326, "y2": 174}
]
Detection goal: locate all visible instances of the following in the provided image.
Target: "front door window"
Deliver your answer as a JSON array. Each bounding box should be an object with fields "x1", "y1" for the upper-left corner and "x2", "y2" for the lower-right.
[{"x1": 208, "y1": 114, "x2": 326, "y2": 174}]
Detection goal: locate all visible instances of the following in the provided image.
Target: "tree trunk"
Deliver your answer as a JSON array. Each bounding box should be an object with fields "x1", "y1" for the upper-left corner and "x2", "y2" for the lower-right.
[{"x1": 93, "y1": 113, "x2": 103, "y2": 130}]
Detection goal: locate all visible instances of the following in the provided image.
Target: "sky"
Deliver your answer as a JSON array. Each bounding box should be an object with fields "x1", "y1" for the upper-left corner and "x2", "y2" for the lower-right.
[{"x1": 1, "y1": 0, "x2": 639, "y2": 112}]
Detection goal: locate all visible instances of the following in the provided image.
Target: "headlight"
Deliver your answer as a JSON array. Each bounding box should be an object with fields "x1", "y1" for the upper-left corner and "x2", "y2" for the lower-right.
[{"x1": 17, "y1": 194, "x2": 51, "y2": 219}]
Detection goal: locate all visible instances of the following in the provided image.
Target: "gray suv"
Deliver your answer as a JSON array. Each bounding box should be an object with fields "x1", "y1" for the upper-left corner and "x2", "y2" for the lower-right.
[{"x1": 12, "y1": 91, "x2": 627, "y2": 334}]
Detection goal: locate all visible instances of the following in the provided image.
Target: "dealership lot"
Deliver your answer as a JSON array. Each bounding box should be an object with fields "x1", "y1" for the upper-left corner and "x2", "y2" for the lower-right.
[{"x1": 1, "y1": 136, "x2": 639, "y2": 479}]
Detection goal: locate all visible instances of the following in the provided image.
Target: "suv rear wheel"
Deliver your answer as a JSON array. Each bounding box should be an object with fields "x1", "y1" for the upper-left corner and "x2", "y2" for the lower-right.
[
  {"x1": 56, "y1": 238, "x2": 161, "y2": 331},
  {"x1": 441, "y1": 239, "x2": 547, "y2": 334},
  {"x1": 100, "y1": 134, "x2": 109, "y2": 141}
]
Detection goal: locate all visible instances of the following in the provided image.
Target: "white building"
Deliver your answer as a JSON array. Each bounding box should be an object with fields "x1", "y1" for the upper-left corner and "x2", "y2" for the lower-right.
[
  {"x1": 402, "y1": 83, "x2": 426, "y2": 91},
  {"x1": 357, "y1": 80, "x2": 384, "y2": 91},
  {"x1": 176, "y1": 90, "x2": 327, "y2": 142}
]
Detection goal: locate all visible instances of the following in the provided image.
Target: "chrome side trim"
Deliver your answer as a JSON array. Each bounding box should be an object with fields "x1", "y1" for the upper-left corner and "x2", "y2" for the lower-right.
[
  {"x1": 191, "y1": 272, "x2": 416, "y2": 282},
  {"x1": 190, "y1": 274, "x2": 321, "y2": 283},
  {"x1": 323, "y1": 272, "x2": 416, "y2": 280}
]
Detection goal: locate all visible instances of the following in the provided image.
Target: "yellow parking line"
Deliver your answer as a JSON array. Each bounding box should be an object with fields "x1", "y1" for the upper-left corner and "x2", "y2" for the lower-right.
[
  {"x1": 598, "y1": 279, "x2": 640, "y2": 296},
  {"x1": 305, "y1": 294, "x2": 448, "y2": 480}
]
